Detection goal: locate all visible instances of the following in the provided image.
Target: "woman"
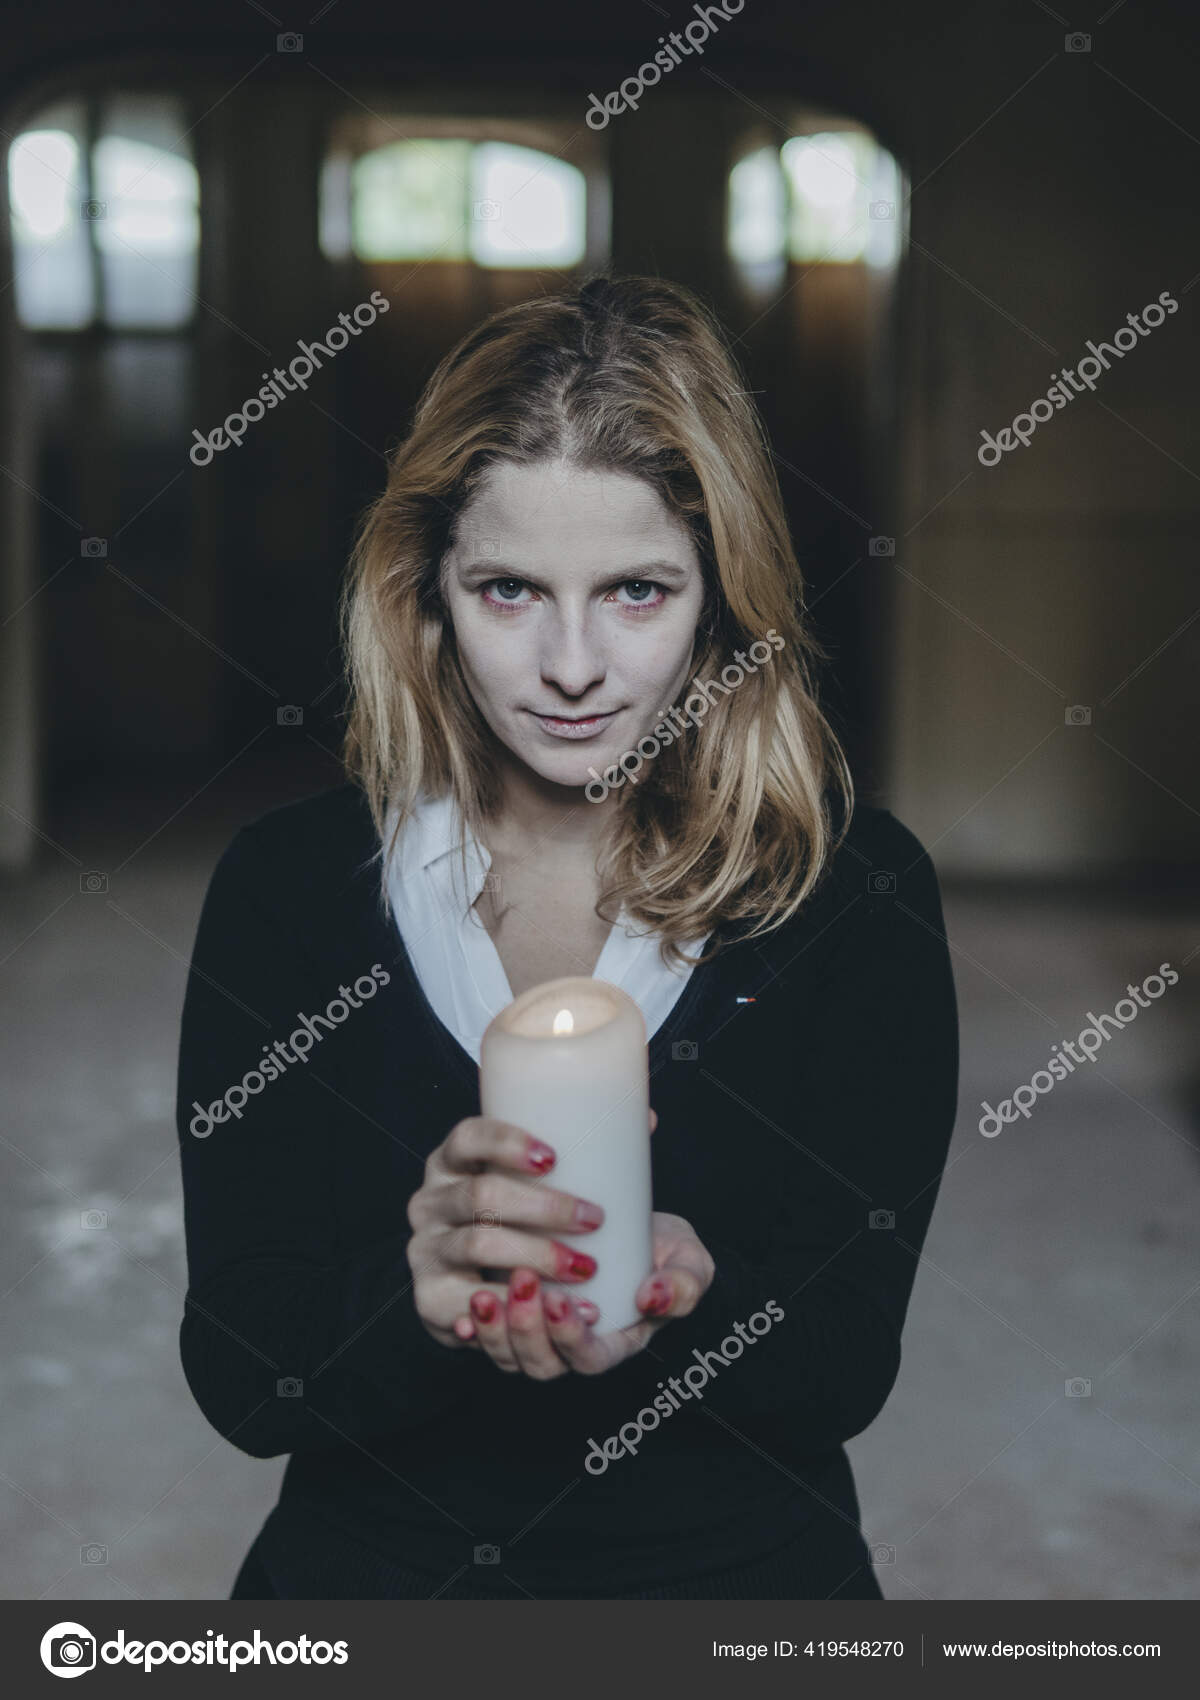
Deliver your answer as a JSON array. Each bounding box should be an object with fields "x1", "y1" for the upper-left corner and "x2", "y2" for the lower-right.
[{"x1": 175, "y1": 274, "x2": 959, "y2": 1601}]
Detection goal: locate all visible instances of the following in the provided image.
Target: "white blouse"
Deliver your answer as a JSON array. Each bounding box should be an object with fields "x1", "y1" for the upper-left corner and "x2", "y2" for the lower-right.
[{"x1": 383, "y1": 792, "x2": 709, "y2": 1065}]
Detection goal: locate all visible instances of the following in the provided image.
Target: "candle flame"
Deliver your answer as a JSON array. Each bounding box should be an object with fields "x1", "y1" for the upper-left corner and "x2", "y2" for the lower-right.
[{"x1": 552, "y1": 1007, "x2": 574, "y2": 1036}]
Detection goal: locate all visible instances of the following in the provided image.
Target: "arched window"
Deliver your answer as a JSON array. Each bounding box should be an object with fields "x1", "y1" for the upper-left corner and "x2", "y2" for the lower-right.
[
  {"x1": 7, "y1": 94, "x2": 199, "y2": 330},
  {"x1": 727, "y1": 123, "x2": 903, "y2": 290},
  {"x1": 321, "y1": 136, "x2": 587, "y2": 269}
]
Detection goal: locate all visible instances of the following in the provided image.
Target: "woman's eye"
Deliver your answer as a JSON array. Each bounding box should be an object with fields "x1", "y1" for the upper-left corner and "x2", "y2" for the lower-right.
[
  {"x1": 481, "y1": 578, "x2": 532, "y2": 608},
  {"x1": 612, "y1": 580, "x2": 666, "y2": 611}
]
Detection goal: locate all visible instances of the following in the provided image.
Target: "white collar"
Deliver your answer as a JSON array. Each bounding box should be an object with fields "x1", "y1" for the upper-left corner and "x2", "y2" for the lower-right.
[{"x1": 382, "y1": 791, "x2": 709, "y2": 1062}]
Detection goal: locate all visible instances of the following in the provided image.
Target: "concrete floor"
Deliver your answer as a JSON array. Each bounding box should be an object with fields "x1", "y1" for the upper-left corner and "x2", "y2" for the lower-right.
[{"x1": 2, "y1": 758, "x2": 1197, "y2": 1600}]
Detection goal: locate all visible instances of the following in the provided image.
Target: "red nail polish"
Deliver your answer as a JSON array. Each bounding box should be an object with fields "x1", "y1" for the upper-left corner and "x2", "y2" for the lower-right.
[
  {"x1": 526, "y1": 1141, "x2": 556, "y2": 1173},
  {"x1": 543, "y1": 1292, "x2": 568, "y2": 1322},
  {"x1": 470, "y1": 1291, "x2": 497, "y2": 1322},
  {"x1": 640, "y1": 1278, "x2": 671, "y2": 1315},
  {"x1": 510, "y1": 1271, "x2": 538, "y2": 1302},
  {"x1": 555, "y1": 1243, "x2": 596, "y2": 1281}
]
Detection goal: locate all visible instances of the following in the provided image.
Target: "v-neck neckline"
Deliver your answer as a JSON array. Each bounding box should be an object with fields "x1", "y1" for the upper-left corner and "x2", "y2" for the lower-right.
[
  {"x1": 470, "y1": 900, "x2": 625, "y2": 1010},
  {"x1": 383, "y1": 900, "x2": 723, "y2": 1089}
]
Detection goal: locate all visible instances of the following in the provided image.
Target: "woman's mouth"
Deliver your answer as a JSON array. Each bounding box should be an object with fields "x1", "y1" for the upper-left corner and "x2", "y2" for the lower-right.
[{"x1": 529, "y1": 709, "x2": 620, "y2": 740}]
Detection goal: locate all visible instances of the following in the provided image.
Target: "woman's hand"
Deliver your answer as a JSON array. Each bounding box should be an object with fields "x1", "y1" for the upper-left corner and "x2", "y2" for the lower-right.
[
  {"x1": 455, "y1": 1106, "x2": 717, "y2": 1380},
  {"x1": 406, "y1": 1114, "x2": 607, "y2": 1350},
  {"x1": 465, "y1": 1208, "x2": 716, "y2": 1380}
]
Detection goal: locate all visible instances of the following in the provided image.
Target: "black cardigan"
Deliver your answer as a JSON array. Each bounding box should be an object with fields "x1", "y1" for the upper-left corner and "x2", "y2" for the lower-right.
[{"x1": 174, "y1": 783, "x2": 959, "y2": 1596}]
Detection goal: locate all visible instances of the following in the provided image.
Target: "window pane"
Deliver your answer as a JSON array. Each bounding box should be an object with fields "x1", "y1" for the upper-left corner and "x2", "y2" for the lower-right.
[
  {"x1": 8, "y1": 106, "x2": 94, "y2": 329},
  {"x1": 351, "y1": 139, "x2": 472, "y2": 261},
  {"x1": 469, "y1": 143, "x2": 586, "y2": 269},
  {"x1": 93, "y1": 95, "x2": 199, "y2": 328},
  {"x1": 781, "y1": 129, "x2": 902, "y2": 267},
  {"x1": 339, "y1": 135, "x2": 587, "y2": 268},
  {"x1": 727, "y1": 144, "x2": 787, "y2": 284}
]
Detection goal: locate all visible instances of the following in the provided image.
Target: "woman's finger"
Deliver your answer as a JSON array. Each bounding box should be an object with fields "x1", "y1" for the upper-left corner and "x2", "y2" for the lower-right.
[
  {"x1": 505, "y1": 1270, "x2": 570, "y2": 1380},
  {"x1": 635, "y1": 1262, "x2": 706, "y2": 1321},
  {"x1": 469, "y1": 1287, "x2": 520, "y2": 1372},
  {"x1": 444, "y1": 1171, "x2": 606, "y2": 1236},
  {"x1": 439, "y1": 1116, "x2": 558, "y2": 1178},
  {"x1": 451, "y1": 1219, "x2": 598, "y2": 1287},
  {"x1": 542, "y1": 1290, "x2": 605, "y2": 1365},
  {"x1": 453, "y1": 1294, "x2": 598, "y2": 1338}
]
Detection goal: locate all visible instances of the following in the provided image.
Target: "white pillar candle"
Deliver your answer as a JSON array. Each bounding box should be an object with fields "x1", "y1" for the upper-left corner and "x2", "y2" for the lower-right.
[{"x1": 480, "y1": 975, "x2": 653, "y2": 1332}]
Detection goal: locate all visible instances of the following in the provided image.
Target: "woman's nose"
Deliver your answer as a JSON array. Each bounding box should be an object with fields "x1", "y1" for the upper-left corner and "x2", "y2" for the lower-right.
[{"x1": 539, "y1": 617, "x2": 607, "y2": 700}]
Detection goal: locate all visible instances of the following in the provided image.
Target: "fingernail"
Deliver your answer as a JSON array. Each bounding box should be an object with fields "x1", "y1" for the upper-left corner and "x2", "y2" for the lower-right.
[
  {"x1": 554, "y1": 1244, "x2": 597, "y2": 1281},
  {"x1": 639, "y1": 1278, "x2": 671, "y2": 1315},
  {"x1": 526, "y1": 1140, "x2": 556, "y2": 1173},
  {"x1": 470, "y1": 1291, "x2": 498, "y2": 1323},
  {"x1": 454, "y1": 1316, "x2": 476, "y2": 1340},
  {"x1": 510, "y1": 1271, "x2": 538, "y2": 1302},
  {"x1": 543, "y1": 1291, "x2": 568, "y2": 1323},
  {"x1": 577, "y1": 1300, "x2": 600, "y2": 1323},
  {"x1": 572, "y1": 1199, "x2": 604, "y2": 1229}
]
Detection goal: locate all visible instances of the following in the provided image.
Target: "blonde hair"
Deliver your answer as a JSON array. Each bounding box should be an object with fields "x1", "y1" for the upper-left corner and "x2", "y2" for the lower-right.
[{"x1": 340, "y1": 274, "x2": 853, "y2": 968}]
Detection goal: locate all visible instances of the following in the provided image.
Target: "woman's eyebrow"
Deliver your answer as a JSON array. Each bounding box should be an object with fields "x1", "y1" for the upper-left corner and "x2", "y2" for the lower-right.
[{"x1": 455, "y1": 556, "x2": 694, "y2": 585}]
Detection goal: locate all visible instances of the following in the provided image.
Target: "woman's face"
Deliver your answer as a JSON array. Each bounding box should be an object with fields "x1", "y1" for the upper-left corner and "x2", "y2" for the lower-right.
[{"x1": 441, "y1": 457, "x2": 706, "y2": 796}]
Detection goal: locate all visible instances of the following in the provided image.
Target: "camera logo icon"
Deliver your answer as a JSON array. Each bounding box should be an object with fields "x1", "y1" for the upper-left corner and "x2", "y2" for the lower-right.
[
  {"x1": 474, "y1": 1209, "x2": 501, "y2": 1227},
  {"x1": 1065, "y1": 32, "x2": 1091, "y2": 52},
  {"x1": 868, "y1": 870, "x2": 896, "y2": 895},
  {"x1": 869, "y1": 200, "x2": 895, "y2": 220},
  {"x1": 1065, "y1": 705, "x2": 1091, "y2": 725},
  {"x1": 671, "y1": 1040, "x2": 698, "y2": 1062},
  {"x1": 868, "y1": 536, "x2": 895, "y2": 557},
  {"x1": 40, "y1": 1621, "x2": 96, "y2": 1676},
  {"x1": 474, "y1": 1543, "x2": 501, "y2": 1564},
  {"x1": 276, "y1": 1376, "x2": 303, "y2": 1397},
  {"x1": 80, "y1": 538, "x2": 107, "y2": 558},
  {"x1": 869, "y1": 1209, "x2": 895, "y2": 1230},
  {"x1": 475, "y1": 537, "x2": 502, "y2": 557},
  {"x1": 277, "y1": 32, "x2": 303, "y2": 51},
  {"x1": 80, "y1": 872, "x2": 108, "y2": 894},
  {"x1": 869, "y1": 1542, "x2": 896, "y2": 1564},
  {"x1": 81, "y1": 201, "x2": 106, "y2": 220},
  {"x1": 473, "y1": 200, "x2": 501, "y2": 221},
  {"x1": 81, "y1": 1210, "x2": 107, "y2": 1230},
  {"x1": 276, "y1": 705, "x2": 304, "y2": 726},
  {"x1": 80, "y1": 1544, "x2": 107, "y2": 1565},
  {"x1": 1065, "y1": 1377, "x2": 1091, "y2": 1397}
]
